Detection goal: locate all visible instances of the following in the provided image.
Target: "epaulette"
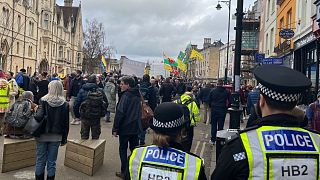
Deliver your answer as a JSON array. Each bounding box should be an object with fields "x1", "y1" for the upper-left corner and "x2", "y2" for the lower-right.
[
  {"x1": 225, "y1": 134, "x2": 240, "y2": 144},
  {"x1": 238, "y1": 125, "x2": 259, "y2": 134}
]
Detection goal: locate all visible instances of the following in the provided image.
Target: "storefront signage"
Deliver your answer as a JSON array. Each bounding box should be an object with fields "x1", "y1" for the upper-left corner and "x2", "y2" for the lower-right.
[
  {"x1": 294, "y1": 33, "x2": 316, "y2": 50},
  {"x1": 279, "y1": 29, "x2": 295, "y2": 39},
  {"x1": 261, "y1": 58, "x2": 283, "y2": 65},
  {"x1": 255, "y1": 53, "x2": 265, "y2": 62}
]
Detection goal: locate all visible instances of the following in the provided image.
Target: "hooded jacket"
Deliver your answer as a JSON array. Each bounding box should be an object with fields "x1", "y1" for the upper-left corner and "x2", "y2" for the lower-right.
[
  {"x1": 34, "y1": 97, "x2": 69, "y2": 144},
  {"x1": 113, "y1": 87, "x2": 142, "y2": 135},
  {"x1": 73, "y1": 83, "x2": 108, "y2": 119},
  {"x1": 175, "y1": 93, "x2": 201, "y2": 125}
]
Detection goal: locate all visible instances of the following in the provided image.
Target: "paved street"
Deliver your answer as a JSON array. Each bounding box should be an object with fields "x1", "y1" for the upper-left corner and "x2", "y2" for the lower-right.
[{"x1": 0, "y1": 108, "x2": 244, "y2": 180}]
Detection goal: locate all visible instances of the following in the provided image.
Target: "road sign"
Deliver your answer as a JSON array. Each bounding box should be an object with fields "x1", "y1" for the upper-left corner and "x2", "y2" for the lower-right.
[
  {"x1": 261, "y1": 58, "x2": 283, "y2": 65},
  {"x1": 279, "y1": 29, "x2": 295, "y2": 39}
]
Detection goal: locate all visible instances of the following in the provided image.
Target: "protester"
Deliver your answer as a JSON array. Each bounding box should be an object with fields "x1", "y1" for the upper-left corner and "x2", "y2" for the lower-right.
[
  {"x1": 208, "y1": 79, "x2": 231, "y2": 145},
  {"x1": 104, "y1": 77, "x2": 116, "y2": 123},
  {"x1": 29, "y1": 72, "x2": 39, "y2": 100},
  {"x1": 74, "y1": 75, "x2": 108, "y2": 140},
  {"x1": 35, "y1": 72, "x2": 49, "y2": 104},
  {"x1": 125, "y1": 102, "x2": 206, "y2": 179},
  {"x1": 175, "y1": 78, "x2": 186, "y2": 98},
  {"x1": 112, "y1": 76, "x2": 142, "y2": 178},
  {"x1": 174, "y1": 86, "x2": 200, "y2": 152},
  {"x1": 0, "y1": 71, "x2": 10, "y2": 136},
  {"x1": 198, "y1": 83, "x2": 212, "y2": 124},
  {"x1": 15, "y1": 68, "x2": 30, "y2": 92},
  {"x1": 4, "y1": 91, "x2": 36, "y2": 138},
  {"x1": 33, "y1": 80, "x2": 69, "y2": 180},
  {"x1": 68, "y1": 70, "x2": 85, "y2": 125},
  {"x1": 159, "y1": 77, "x2": 176, "y2": 103},
  {"x1": 7, "y1": 71, "x2": 19, "y2": 107},
  {"x1": 149, "y1": 78, "x2": 159, "y2": 110},
  {"x1": 50, "y1": 73, "x2": 60, "y2": 81}
]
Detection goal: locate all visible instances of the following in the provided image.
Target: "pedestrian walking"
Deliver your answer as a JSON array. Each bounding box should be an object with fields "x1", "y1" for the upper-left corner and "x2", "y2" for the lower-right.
[
  {"x1": 112, "y1": 76, "x2": 142, "y2": 179},
  {"x1": 7, "y1": 71, "x2": 18, "y2": 107},
  {"x1": 74, "y1": 75, "x2": 108, "y2": 140},
  {"x1": 104, "y1": 77, "x2": 116, "y2": 122},
  {"x1": 33, "y1": 80, "x2": 69, "y2": 180},
  {"x1": 208, "y1": 79, "x2": 231, "y2": 145},
  {"x1": 125, "y1": 102, "x2": 206, "y2": 180},
  {"x1": 174, "y1": 86, "x2": 200, "y2": 152},
  {"x1": 159, "y1": 77, "x2": 176, "y2": 103},
  {"x1": 198, "y1": 83, "x2": 212, "y2": 124},
  {"x1": 68, "y1": 70, "x2": 85, "y2": 125},
  {"x1": 211, "y1": 65, "x2": 320, "y2": 180}
]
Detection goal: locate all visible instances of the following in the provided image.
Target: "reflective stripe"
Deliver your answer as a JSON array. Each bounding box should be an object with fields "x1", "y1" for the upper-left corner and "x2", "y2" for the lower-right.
[
  {"x1": 129, "y1": 146, "x2": 202, "y2": 180},
  {"x1": 241, "y1": 126, "x2": 320, "y2": 180}
]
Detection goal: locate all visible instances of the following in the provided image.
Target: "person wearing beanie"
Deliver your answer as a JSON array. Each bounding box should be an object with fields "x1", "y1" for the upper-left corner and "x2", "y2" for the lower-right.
[
  {"x1": 306, "y1": 91, "x2": 320, "y2": 131},
  {"x1": 73, "y1": 74, "x2": 108, "y2": 139},
  {"x1": 0, "y1": 70, "x2": 9, "y2": 136},
  {"x1": 212, "y1": 65, "x2": 320, "y2": 180},
  {"x1": 125, "y1": 102, "x2": 207, "y2": 180}
]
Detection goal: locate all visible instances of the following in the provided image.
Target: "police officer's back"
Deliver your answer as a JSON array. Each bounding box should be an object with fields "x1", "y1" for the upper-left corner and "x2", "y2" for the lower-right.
[
  {"x1": 126, "y1": 102, "x2": 206, "y2": 180},
  {"x1": 211, "y1": 65, "x2": 320, "y2": 180}
]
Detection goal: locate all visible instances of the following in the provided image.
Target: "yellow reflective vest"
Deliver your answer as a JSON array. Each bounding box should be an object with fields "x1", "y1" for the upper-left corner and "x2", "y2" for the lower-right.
[
  {"x1": 129, "y1": 145, "x2": 202, "y2": 180},
  {"x1": 240, "y1": 126, "x2": 320, "y2": 180},
  {"x1": 174, "y1": 93, "x2": 200, "y2": 125}
]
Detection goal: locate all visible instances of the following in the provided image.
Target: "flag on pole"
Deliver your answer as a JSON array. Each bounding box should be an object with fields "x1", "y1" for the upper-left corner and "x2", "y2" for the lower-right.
[
  {"x1": 164, "y1": 63, "x2": 173, "y2": 71},
  {"x1": 101, "y1": 56, "x2": 107, "y2": 67},
  {"x1": 100, "y1": 61, "x2": 106, "y2": 72},
  {"x1": 190, "y1": 49, "x2": 204, "y2": 61},
  {"x1": 177, "y1": 59, "x2": 187, "y2": 72}
]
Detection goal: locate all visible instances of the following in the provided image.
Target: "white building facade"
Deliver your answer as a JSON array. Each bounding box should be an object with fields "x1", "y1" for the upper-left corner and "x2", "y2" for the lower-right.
[{"x1": 219, "y1": 40, "x2": 235, "y2": 80}]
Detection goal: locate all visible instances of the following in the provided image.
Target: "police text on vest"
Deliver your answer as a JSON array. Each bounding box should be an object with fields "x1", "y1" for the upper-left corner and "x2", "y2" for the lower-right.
[{"x1": 143, "y1": 147, "x2": 186, "y2": 168}]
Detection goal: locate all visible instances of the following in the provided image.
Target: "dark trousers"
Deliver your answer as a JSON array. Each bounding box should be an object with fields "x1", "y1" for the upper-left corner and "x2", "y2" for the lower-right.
[
  {"x1": 80, "y1": 118, "x2": 101, "y2": 139},
  {"x1": 210, "y1": 108, "x2": 227, "y2": 142},
  {"x1": 119, "y1": 135, "x2": 139, "y2": 173},
  {"x1": 182, "y1": 126, "x2": 194, "y2": 152}
]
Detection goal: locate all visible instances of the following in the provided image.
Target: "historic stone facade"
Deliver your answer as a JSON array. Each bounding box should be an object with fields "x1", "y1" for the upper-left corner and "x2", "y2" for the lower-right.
[{"x1": 0, "y1": 0, "x2": 83, "y2": 76}]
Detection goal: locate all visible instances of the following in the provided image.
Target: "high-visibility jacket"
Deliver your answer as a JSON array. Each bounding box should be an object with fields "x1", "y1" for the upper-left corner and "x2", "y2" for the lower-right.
[
  {"x1": 0, "y1": 81, "x2": 10, "y2": 111},
  {"x1": 175, "y1": 93, "x2": 200, "y2": 126},
  {"x1": 240, "y1": 126, "x2": 320, "y2": 180},
  {"x1": 128, "y1": 145, "x2": 202, "y2": 180}
]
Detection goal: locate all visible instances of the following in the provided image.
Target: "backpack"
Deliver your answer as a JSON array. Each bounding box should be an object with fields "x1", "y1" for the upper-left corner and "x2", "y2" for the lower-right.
[
  {"x1": 140, "y1": 84, "x2": 150, "y2": 102},
  {"x1": 5, "y1": 100, "x2": 32, "y2": 128},
  {"x1": 15, "y1": 74, "x2": 24, "y2": 87},
  {"x1": 80, "y1": 89, "x2": 107, "y2": 119}
]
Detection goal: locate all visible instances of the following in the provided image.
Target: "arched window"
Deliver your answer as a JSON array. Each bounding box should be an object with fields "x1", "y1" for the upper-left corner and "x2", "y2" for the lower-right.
[{"x1": 43, "y1": 13, "x2": 49, "y2": 29}]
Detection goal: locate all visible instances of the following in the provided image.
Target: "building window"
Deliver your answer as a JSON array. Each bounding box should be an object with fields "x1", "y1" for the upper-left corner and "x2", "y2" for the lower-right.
[
  {"x1": 270, "y1": 28, "x2": 274, "y2": 55},
  {"x1": 266, "y1": 33, "x2": 269, "y2": 55},
  {"x1": 17, "y1": 15, "x2": 21, "y2": 30},
  {"x1": 280, "y1": 17, "x2": 284, "y2": 29},
  {"x1": 271, "y1": 0, "x2": 275, "y2": 13},
  {"x1": 2, "y1": 8, "x2": 9, "y2": 26},
  {"x1": 77, "y1": 53, "x2": 81, "y2": 63},
  {"x1": 287, "y1": 9, "x2": 292, "y2": 29},
  {"x1": 29, "y1": 21, "x2": 34, "y2": 37},
  {"x1": 16, "y1": 42, "x2": 19, "y2": 54},
  {"x1": 267, "y1": 0, "x2": 271, "y2": 17},
  {"x1": 58, "y1": 46, "x2": 63, "y2": 58},
  {"x1": 301, "y1": 2, "x2": 307, "y2": 28},
  {"x1": 52, "y1": 44, "x2": 55, "y2": 57},
  {"x1": 15, "y1": 66, "x2": 18, "y2": 74},
  {"x1": 28, "y1": 46, "x2": 32, "y2": 57},
  {"x1": 43, "y1": 13, "x2": 49, "y2": 29},
  {"x1": 67, "y1": 50, "x2": 70, "y2": 61}
]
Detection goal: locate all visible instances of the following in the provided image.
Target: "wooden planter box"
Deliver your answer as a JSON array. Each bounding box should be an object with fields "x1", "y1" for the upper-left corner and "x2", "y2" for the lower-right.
[
  {"x1": 2, "y1": 138, "x2": 36, "y2": 173},
  {"x1": 64, "y1": 139, "x2": 106, "y2": 176}
]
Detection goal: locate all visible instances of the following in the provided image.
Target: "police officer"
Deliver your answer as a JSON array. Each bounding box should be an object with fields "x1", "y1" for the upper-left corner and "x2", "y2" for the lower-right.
[
  {"x1": 211, "y1": 65, "x2": 320, "y2": 180},
  {"x1": 125, "y1": 102, "x2": 206, "y2": 180}
]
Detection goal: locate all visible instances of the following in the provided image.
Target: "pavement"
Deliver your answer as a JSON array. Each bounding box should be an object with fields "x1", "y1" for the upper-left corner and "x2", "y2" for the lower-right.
[{"x1": 0, "y1": 108, "x2": 246, "y2": 180}]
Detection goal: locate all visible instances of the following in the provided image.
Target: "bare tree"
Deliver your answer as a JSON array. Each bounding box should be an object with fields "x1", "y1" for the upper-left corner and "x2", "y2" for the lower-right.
[{"x1": 83, "y1": 18, "x2": 114, "y2": 74}]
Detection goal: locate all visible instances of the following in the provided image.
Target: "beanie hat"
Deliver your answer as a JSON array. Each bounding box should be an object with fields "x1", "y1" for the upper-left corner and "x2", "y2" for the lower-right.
[{"x1": 150, "y1": 102, "x2": 186, "y2": 133}]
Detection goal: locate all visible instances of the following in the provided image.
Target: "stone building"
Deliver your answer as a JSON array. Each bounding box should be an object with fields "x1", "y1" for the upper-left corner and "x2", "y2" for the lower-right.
[{"x1": 0, "y1": 0, "x2": 83, "y2": 76}]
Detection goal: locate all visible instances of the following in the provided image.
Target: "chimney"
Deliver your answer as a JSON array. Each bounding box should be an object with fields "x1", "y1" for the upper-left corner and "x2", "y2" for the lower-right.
[
  {"x1": 64, "y1": 0, "x2": 73, "y2": 7},
  {"x1": 203, "y1": 38, "x2": 212, "y2": 49}
]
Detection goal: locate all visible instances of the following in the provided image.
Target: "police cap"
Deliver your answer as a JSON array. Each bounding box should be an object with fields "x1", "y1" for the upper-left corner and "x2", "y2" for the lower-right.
[{"x1": 253, "y1": 65, "x2": 311, "y2": 103}]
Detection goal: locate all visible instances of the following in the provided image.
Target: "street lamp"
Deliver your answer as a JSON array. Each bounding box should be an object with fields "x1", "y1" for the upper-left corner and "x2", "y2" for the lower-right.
[{"x1": 216, "y1": 0, "x2": 231, "y2": 85}]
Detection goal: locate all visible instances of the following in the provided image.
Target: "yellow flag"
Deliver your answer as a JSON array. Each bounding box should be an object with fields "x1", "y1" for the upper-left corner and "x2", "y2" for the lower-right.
[
  {"x1": 178, "y1": 59, "x2": 187, "y2": 72},
  {"x1": 101, "y1": 56, "x2": 107, "y2": 67},
  {"x1": 164, "y1": 64, "x2": 172, "y2": 71},
  {"x1": 190, "y1": 49, "x2": 204, "y2": 61}
]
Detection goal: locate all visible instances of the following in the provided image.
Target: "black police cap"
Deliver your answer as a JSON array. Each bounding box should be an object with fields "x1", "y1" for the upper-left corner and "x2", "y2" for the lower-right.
[{"x1": 254, "y1": 65, "x2": 311, "y2": 102}]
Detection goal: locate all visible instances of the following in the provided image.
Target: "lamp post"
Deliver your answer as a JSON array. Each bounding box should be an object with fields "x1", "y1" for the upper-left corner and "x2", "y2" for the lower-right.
[{"x1": 216, "y1": 0, "x2": 231, "y2": 85}]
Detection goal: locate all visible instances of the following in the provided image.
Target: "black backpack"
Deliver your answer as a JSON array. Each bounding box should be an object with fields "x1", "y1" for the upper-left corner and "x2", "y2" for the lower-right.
[
  {"x1": 5, "y1": 100, "x2": 33, "y2": 128},
  {"x1": 80, "y1": 89, "x2": 107, "y2": 119}
]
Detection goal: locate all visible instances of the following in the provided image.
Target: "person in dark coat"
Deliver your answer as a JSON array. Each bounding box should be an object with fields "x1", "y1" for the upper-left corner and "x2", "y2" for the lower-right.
[
  {"x1": 159, "y1": 78, "x2": 176, "y2": 103},
  {"x1": 33, "y1": 81, "x2": 69, "y2": 180},
  {"x1": 35, "y1": 72, "x2": 49, "y2": 104},
  {"x1": 112, "y1": 76, "x2": 142, "y2": 179},
  {"x1": 73, "y1": 75, "x2": 108, "y2": 139},
  {"x1": 198, "y1": 83, "x2": 212, "y2": 123},
  {"x1": 208, "y1": 80, "x2": 231, "y2": 145},
  {"x1": 68, "y1": 70, "x2": 85, "y2": 125}
]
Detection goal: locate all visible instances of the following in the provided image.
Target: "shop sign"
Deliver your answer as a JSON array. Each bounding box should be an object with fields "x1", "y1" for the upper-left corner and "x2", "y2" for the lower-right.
[
  {"x1": 255, "y1": 53, "x2": 265, "y2": 62},
  {"x1": 279, "y1": 29, "x2": 295, "y2": 39},
  {"x1": 261, "y1": 58, "x2": 283, "y2": 65},
  {"x1": 294, "y1": 33, "x2": 316, "y2": 50}
]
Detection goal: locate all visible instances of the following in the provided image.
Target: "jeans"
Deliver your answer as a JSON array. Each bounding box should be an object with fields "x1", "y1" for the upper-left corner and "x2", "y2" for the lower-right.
[
  {"x1": 210, "y1": 108, "x2": 227, "y2": 142},
  {"x1": 119, "y1": 135, "x2": 139, "y2": 173},
  {"x1": 35, "y1": 141, "x2": 60, "y2": 177},
  {"x1": 203, "y1": 102, "x2": 211, "y2": 123}
]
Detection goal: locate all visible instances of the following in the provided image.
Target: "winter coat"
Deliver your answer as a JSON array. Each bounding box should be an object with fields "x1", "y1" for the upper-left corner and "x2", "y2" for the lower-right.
[
  {"x1": 35, "y1": 80, "x2": 49, "y2": 104},
  {"x1": 208, "y1": 86, "x2": 231, "y2": 109},
  {"x1": 0, "y1": 79, "x2": 10, "y2": 113},
  {"x1": 159, "y1": 83, "x2": 176, "y2": 102},
  {"x1": 104, "y1": 81, "x2": 116, "y2": 113},
  {"x1": 112, "y1": 87, "x2": 142, "y2": 136},
  {"x1": 198, "y1": 87, "x2": 212, "y2": 103},
  {"x1": 73, "y1": 83, "x2": 108, "y2": 119},
  {"x1": 68, "y1": 77, "x2": 85, "y2": 98},
  {"x1": 176, "y1": 83, "x2": 186, "y2": 96},
  {"x1": 34, "y1": 99, "x2": 69, "y2": 144}
]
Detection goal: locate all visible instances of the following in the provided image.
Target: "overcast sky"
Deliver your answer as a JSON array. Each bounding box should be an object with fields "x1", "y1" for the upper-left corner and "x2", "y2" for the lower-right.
[{"x1": 57, "y1": 0, "x2": 255, "y2": 62}]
